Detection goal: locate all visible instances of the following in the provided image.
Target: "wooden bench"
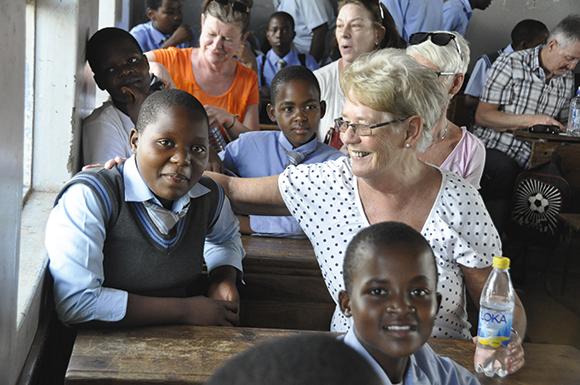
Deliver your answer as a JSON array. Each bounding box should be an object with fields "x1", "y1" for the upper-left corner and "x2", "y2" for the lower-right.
[
  {"x1": 239, "y1": 236, "x2": 334, "y2": 330},
  {"x1": 558, "y1": 213, "x2": 580, "y2": 294},
  {"x1": 65, "y1": 325, "x2": 580, "y2": 385}
]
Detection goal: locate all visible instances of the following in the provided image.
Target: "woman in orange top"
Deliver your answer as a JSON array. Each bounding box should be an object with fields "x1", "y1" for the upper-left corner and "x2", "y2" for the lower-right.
[{"x1": 146, "y1": 0, "x2": 259, "y2": 139}]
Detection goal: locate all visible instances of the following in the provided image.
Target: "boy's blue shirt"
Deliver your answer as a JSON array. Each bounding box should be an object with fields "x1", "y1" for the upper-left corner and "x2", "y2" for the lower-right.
[
  {"x1": 256, "y1": 47, "x2": 319, "y2": 88},
  {"x1": 46, "y1": 155, "x2": 244, "y2": 325},
  {"x1": 343, "y1": 327, "x2": 481, "y2": 385},
  {"x1": 129, "y1": 21, "x2": 196, "y2": 52},
  {"x1": 441, "y1": 0, "x2": 472, "y2": 36},
  {"x1": 220, "y1": 130, "x2": 343, "y2": 237}
]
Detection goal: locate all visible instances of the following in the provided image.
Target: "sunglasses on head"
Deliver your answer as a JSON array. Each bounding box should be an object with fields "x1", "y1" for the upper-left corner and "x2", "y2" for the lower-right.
[
  {"x1": 409, "y1": 32, "x2": 462, "y2": 59},
  {"x1": 211, "y1": 0, "x2": 250, "y2": 14}
]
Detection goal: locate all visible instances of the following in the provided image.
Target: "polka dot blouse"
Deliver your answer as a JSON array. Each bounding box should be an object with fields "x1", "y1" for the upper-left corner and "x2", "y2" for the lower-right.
[{"x1": 278, "y1": 157, "x2": 501, "y2": 339}]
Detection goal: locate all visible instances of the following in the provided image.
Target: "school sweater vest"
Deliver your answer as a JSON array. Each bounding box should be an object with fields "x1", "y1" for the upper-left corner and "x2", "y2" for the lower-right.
[{"x1": 55, "y1": 166, "x2": 223, "y2": 298}]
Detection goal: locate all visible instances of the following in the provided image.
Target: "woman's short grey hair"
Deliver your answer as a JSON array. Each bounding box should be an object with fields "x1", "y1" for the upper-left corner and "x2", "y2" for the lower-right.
[
  {"x1": 340, "y1": 48, "x2": 448, "y2": 151},
  {"x1": 550, "y1": 14, "x2": 580, "y2": 48},
  {"x1": 406, "y1": 31, "x2": 470, "y2": 75},
  {"x1": 203, "y1": 0, "x2": 250, "y2": 34}
]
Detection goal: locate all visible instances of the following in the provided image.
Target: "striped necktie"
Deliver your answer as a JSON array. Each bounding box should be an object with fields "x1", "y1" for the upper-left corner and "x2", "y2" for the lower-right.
[
  {"x1": 286, "y1": 150, "x2": 306, "y2": 167},
  {"x1": 277, "y1": 59, "x2": 287, "y2": 71}
]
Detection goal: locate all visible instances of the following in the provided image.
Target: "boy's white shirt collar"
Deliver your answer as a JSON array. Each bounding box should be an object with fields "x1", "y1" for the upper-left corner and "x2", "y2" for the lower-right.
[
  {"x1": 123, "y1": 155, "x2": 210, "y2": 213},
  {"x1": 277, "y1": 130, "x2": 318, "y2": 152}
]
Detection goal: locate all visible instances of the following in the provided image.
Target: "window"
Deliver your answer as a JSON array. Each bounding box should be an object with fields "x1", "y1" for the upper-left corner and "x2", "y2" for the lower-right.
[
  {"x1": 23, "y1": 1, "x2": 35, "y2": 200},
  {"x1": 1, "y1": 1, "x2": 114, "y2": 383}
]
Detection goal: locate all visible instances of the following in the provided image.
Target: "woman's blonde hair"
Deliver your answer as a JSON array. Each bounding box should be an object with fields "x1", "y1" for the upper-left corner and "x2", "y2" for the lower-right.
[{"x1": 340, "y1": 48, "x2": 448, "y2": 151}]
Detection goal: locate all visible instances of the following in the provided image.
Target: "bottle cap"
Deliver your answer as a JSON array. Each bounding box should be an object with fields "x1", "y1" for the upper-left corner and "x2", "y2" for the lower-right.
[{"x1": 492, "y1": 256, "x2": 510, "y2": 269}]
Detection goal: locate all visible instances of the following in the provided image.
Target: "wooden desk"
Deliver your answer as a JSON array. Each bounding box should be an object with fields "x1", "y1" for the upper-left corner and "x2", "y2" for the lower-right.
[
  {"x1": 558, "y1": 213, "x2": 580, "y2": 294},
  {"x1": 513, "y1": 129, "x2": 580, "y2": 168},
  {"x1": 65, "y1": 325, "x2": 580, "y2": 385},
  {"x1": 239, "y1": 236, "x2": 334, "y2": 330}
]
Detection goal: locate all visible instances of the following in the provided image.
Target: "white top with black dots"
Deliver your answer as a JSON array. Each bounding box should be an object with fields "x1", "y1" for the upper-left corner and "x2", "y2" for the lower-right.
[{"x1": 278, "y1": 157, "x2": 501, "y2": 339}]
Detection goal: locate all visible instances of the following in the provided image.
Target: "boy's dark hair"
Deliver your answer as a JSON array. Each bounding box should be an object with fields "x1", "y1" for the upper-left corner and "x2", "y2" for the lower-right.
[
  {"x1": 511, "y1": 19, "x2": 549, "y2": 48},
  {"x1": 270, "y1": 65, "x2": 321, "y2": 104},
  {"x1": 145, "y1": 0, "x2": 163, "y2": 10},
  {"x1": 343, "y1": 222, "x2": 436, "y2": 292},
  {"x1": 268, "y1": 11, "x2": 295, "y2": 30},
  {"x1": 86, "y1": 27, "x2": 143, "y2": 73},
  {"x1": 206, "y1": 334, "x2": 382, "y2": 385},
  {"x1": 136, "y1": 89, "x2": 209, "y2": 132}
]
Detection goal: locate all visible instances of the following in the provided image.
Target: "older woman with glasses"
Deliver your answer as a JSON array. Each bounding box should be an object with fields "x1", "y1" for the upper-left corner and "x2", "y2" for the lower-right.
[
  {"x1": 315, "y1": 0, "x2": 405, "y2": 146},
  {"x1": 206, "y1": 49, "x2": 526, "y2": 374},
  {"x1": 146, "y1": 0, "x2": 259, "y2": 141},
  {"x1": 407, "y1": 31, "x2": 486, "y2": 188}
]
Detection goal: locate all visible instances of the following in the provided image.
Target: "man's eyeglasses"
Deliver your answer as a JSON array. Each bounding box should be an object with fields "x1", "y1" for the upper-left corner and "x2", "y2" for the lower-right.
[
  {"x1": 334, "y1": 117, "x2": 407, "y2": 137},
  {"x1": 409, "y1": 32, "x2": 462, "y2": 60},
  {"x1": 211, "y1": 0, "x2": 250, "y2": 14}
]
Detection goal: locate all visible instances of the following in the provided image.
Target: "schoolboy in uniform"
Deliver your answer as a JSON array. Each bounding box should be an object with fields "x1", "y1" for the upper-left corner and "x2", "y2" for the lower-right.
[
  {"x1": 339, "y1": 222, "x2": 480, "y2": 385},
  {"x1": 220, "y1": 66, "x2": 343, "y2": 237},
  {"x1": 83, "y1": 27, "x2": 166, "y2": 165},
  {"x1": 257, "y1": 12, "x2": 319, "y2": 123},
  {"x1": 47, "y1": 89, "x2": 244, "y2": 326},
  {"x1": 257, "y1": 12, "x2": 319, "y2": 90},
  {"x1": 130, "y1": 0, "x2": 196, "y2": 52}
]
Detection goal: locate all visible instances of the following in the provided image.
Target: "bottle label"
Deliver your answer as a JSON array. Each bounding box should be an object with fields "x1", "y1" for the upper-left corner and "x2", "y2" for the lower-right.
[{"x1": 477, "y1": 308, "x2": 512, "y2": 348}]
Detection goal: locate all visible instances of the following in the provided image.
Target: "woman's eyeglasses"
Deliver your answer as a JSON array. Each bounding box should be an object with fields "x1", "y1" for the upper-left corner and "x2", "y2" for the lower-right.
[
  {"x1": 211, "y1": 0, "x2": 250, "y2": 14},
  {"x1": 333, "y1": 117, "x2": 406, "y2": 137},
  {"x1": 409, "y1": 32, "x2": 462, "y2": 59}
]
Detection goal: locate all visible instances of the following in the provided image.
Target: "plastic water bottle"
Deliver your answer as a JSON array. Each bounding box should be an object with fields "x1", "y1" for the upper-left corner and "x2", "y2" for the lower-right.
[
  {"x1": 474, "y1": 256, "x2": 515, "y2": 378},
  {"x1": 566, "y1": 86, "x2": 580, "y2": 136}
]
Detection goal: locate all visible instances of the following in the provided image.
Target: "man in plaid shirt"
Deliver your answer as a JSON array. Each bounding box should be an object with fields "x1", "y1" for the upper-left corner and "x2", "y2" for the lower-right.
[{"x1": 472, "y1": 14, "x2": 580, "y2": 233}]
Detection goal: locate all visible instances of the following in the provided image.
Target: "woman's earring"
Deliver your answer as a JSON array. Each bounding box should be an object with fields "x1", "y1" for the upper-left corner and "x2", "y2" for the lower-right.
[{"x1": 405, "y1": 143, "x2": 411, "y2": 148}]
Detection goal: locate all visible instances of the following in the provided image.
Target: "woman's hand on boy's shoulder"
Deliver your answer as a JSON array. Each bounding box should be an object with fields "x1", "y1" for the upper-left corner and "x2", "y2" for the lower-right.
[
  {"x1": 182, "y1": 296, "x2": 239, "y2": 326},
  {"x1": 81, "y1": 156, "x2": 126, "y2": 171}
]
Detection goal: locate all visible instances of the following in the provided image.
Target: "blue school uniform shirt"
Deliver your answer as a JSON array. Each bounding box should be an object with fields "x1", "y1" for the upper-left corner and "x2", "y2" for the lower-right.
[
  {"x1": 220, "y1": 130, "x2": 344, "y2": 237},
  {"x1": 464, "y1": 44, "x2": 513, "y2": 98},
  {"x1": 256, "y1": 47, "x2": 319, "y2": 88},
  {"x1": 129, "y1": 21, "x2": 196, "y2": 52},
  {"x1": 442, "y1": 0, "x2": 472, "y2": 36},
  {"x1": 343, "y1": 328, "x2": 481, "y2": 385},
  {"x1": 380, "y1": 0, "x2": 444, "y2": 42},
  {"x1": 45, "y1": 155, "x2": 244, "y2": 324}
]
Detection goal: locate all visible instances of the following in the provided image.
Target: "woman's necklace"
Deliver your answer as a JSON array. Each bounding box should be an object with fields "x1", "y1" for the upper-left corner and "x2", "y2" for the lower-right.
[{"x1": 440, "y1": 121, "x2": 449, "y2": 142}]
